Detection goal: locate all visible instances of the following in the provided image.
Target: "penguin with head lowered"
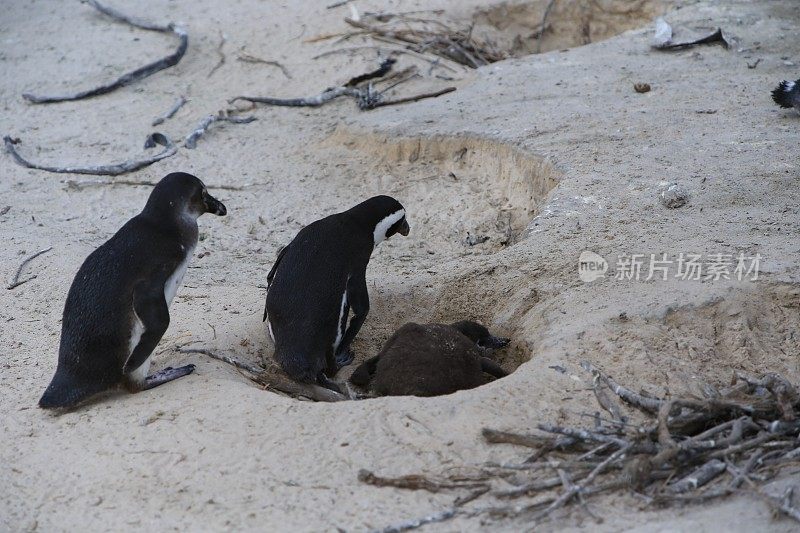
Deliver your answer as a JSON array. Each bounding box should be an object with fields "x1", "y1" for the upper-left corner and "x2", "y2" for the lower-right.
[
  {"x1": 349, "y1": 320, "x2": 510, "y2": 397},
  {"x1": 264, "y1": 195, "x2": 409, "y2": 393},
  {"x1": 39, "y1": 172, "x2": 227, "y2": 410}
]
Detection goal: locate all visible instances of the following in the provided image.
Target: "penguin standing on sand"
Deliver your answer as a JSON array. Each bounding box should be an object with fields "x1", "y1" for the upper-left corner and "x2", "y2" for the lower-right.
[
  {"x1": 264, "y1": 195, "x2": 409, "y2": 393},
  {"x1": 349, "y1": 320, "x2": 510, "y2": 397},
  {"x1": 772, "y1": 78, "x2": 800, "y2": 114},
  {"x1": 39, "y1": 172, "x2": 227, "y2": 409}
]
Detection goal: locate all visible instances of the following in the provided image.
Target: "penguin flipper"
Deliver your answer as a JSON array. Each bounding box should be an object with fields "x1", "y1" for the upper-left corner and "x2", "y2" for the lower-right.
[
  {"x1": 264, "y1": 244, "x2": 290, "y2": 321},
  {"x1": 480, "y1": 357, "x2": 508, "y2": 379},
  {"x1": 337, "y1": 271, "x2": 370, "y2": 357},
  {"x1": 349, "y1": 355, "x2": 380, "y2": 387},
  {"x1": 123, "y1": 275, "x2": 171, "y2": 374}
]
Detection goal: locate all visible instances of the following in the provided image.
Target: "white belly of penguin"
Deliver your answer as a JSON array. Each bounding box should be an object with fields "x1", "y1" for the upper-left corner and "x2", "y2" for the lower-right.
[
  {"x1": 126, "y1": 312, "x2": 148, "y2": 384},
  {"x1": 333, "y1": 289, "x2": 348, "y2": 352},
  {"x1": 164, "y1": 250, "x2": 193, "y2": 304},
  {"x1": 126, "y1": 250, "x2": 192, "y2": 383}
]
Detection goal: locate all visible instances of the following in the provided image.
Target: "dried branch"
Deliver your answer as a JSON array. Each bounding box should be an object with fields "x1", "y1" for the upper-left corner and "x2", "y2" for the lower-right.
[
  {"x1": 208, "y1": 31, "x2": 226, "y2": 78},
  {"x1": 4, "y1": 133, "x2": 177, "y2": 176},
  {"x1": 367, "y1": 87, "x2": 456, "y2": 108},
  {"x1": 358, "y1": 469, "x2": 487, "y2": 493},
  {"x1": 237, "y1": 53, "x2": 292, "y2": 79},
  {"x1": 184, "y1": 114, "x2": 257, "y2": 149},
  {"x1": 7, "y1": 246, "x2": 53, "y2": 290},
  {"x1": 581, "y1": 361, "x2": 663, "y2": 413},
  {"x1": 64, "y1": 178, "x2": 247, "y2": 191},
  {"x1": 152, "y1": 96, "x2": 187, "y2": 126},
  {"x1": 666, "y1": 459, "x2": 726, "y2": 493},
  {"x1": 372, "y1": 509, "x2": 458, "y2": 533},
  {"x1": 182, "y1": 346, "x2": 346, "y2": 402},
  {"x1": 23, "y1": 1, "x2": 188, "y2": 104}
]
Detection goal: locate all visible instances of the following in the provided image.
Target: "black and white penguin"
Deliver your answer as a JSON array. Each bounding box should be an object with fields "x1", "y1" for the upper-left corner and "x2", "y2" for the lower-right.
[
  {"x1": 263, "y1": 195, "x2": 409, "y2": 393},
  {"x1": 772, "y1": 78, "x2": 800, "y2": 113},
  {"x1": 38, "y1": 172, "x2": 227, "y2": 409},
  {"x1": 349, "y1": 320, "x2": 510, "y2": 397}
]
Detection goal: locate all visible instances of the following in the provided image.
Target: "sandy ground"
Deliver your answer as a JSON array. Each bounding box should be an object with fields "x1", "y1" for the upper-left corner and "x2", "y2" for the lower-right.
[{"x1": 1, "y1": 0, "x2": 799, "y2": 531}]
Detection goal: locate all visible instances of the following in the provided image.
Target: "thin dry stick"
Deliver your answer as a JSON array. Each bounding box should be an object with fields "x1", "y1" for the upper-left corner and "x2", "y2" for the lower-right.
[
  {"x1": 64, "y1": 178, "x2": 247, "y2": 191},
  {"x1": 230, "y1": 86, "x2": 361, "y2": 107},
  {"x1": 152, "y1": 96, "x2": 187, "y2": 126},
  {"x1": 182, "y1": 346, "x2": 347, "y2": 402},
  {"x1": 7, "y1": 247, "x2": 53, "y2": 290},
  {"x1": 580, "y1": 361, "x2": 663, "y2": 413},
  {"x1": 372, "y1": 509, "x2": 458, "y2": 533},
  {"x1": 184, "y1": 114, "x2": 257, "y2": 149},
  {"x1": 229, "y1": 59, "x2": 395, "y2": 107},
  {"x1": 665, "y1": 459, "x2": 726, "y2": 494},
  {"x1": 4, "y1": 133, "x2": 177, "y2": 176},
  {"x1": 237, "y1": 53, "x2": 292, "y2": 79},
  {"x1": 368, "y1": 86, "x2": 455, "y2": 108},
  {"x1": 23, "y1": 0, "x2": 188, "y2": 104},
  {"x1": 537, "y1": 0, "x2": 557, "y2": 53},
  {"x1": 208, "y1": 31, "x2": 226, "y2": 78},
  {"x1": 531, "y1": 444, "x2": 630, "y2": 523},
  {"x1": 358, "y1": 469, "x2": 487, "y2": 493}
]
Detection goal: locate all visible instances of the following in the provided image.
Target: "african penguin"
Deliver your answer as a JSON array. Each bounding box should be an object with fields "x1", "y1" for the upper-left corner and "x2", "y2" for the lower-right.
[
  {"x1": 38, "y1": 172, "x2": 227, "y2": 410},
  {"x1": 349, "y1": 320, "x2": 510, "y2": 397},
  {"x1": 772, "y1": 78, "x2": 800, "y2": 114},
  {"x1": 264, "y1": 195, "x2": 409, "y2": 393}
]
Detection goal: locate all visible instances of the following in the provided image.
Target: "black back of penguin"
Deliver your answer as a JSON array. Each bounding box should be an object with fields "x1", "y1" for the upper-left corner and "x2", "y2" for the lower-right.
[
  {"x1": 39, "y1": 172, "x2": 227, "y2": 409},
  {"x1": 265, "y1": 195, "x2": 409, "y2": 384}
]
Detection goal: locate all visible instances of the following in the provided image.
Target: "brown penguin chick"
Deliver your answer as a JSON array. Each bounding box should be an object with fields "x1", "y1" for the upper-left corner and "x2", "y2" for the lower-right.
[{"x1": 350, "y1": 321, "x2": 509, "y2": 397}]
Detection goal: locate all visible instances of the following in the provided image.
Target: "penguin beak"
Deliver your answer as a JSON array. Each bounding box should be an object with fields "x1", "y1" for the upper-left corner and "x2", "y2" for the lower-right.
[
  {"x1": 479, "y1": 335, "x2": 510, "y2": 350},
  {"x1": 398, "y1": 219, "x2": 410, "y2": 236},
  {"x1": 204, "y1": 192, "x2": 227, "y2": 216}
]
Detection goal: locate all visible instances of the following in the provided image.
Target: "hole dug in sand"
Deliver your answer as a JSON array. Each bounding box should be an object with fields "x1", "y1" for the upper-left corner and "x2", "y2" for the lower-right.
[
  {"x1": 329, "y1": 132, "x2": 560, "y2": 258},
  {"x1": 472, "y1": 0, "x2": 669, "y2": 57}
]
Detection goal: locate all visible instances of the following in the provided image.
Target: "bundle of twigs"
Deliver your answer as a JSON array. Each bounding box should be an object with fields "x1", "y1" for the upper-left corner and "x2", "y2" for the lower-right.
[
  {"x1": 344, "y1": 13, "x2": 507, "y2": 68},
  {"x1": 361, "y1": 364, "x2": 800, "y2": 531}
]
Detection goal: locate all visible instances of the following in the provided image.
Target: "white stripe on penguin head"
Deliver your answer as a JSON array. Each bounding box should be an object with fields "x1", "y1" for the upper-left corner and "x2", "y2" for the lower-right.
[{"x1": 373, "y1": 209, "x2": 405, "y2": 247}]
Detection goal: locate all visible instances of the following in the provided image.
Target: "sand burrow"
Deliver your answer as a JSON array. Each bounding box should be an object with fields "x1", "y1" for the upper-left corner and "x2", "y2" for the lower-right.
[
  {"x1": 326, "y1": 131, "x2": 560, "y2": 257},
  {"x1": 472, "y1": 0, "x2": 669, "y2": 57}
]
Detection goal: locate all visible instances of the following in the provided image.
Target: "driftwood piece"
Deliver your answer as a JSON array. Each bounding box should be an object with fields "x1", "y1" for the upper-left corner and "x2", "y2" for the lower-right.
[
  {"x1": 361, "y1": 370, "x2": 800, "y2": 527},
  {"x1": 229, "y1": 58, "x2": 454, "y2": 111},
  {"x1": 7, "y1": 246, "x2": 53, "y2": 290},
  {"x1": 581, "y1": 361, "x2": 663, "y2": 413},
  {"x1": 372, "y1": 509, "x2": 458, "y2": 533},
  {"x1": 650, "y1": 18, "x2": 732, "y2": 51},
  {"x1": 4, "y1": 133, "x2": 177, "y2": 176},
  {"x1": 181, "y1": 346, "x2": 346, "y2": 402},
  {"x1": 666, "y1": 459, "x2": 726, "y2": 494},
  {"x1": 64, "y1": 178, "x2": 246, "y2": 191},
  {"x1": 23, "y1": 1, "x2": 188, "y2": 104},
  {"x1": 184, "y1": 114, "x2": 257, "y2": 149},
  {"x1": 358, "y1": 469, "x2": 487, "y2": 493},
  {"x1": 152, "y1": 96, "x2": 187, "y2": 126},
  {"x1": 368, "y1": 87, "x2": 456, "y2": 108}
]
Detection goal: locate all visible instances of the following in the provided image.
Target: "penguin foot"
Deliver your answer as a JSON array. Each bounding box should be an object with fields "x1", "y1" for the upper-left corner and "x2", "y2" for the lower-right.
[
  {"x1": 335, "y1": 348, "x2": 355, "y2": 369},
  {"x1": 143, "y1": 364, "x2": 196, "y2": 390},
  {"x1": 317, "y1": 372, "x2": 345, "y2": 395}
]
